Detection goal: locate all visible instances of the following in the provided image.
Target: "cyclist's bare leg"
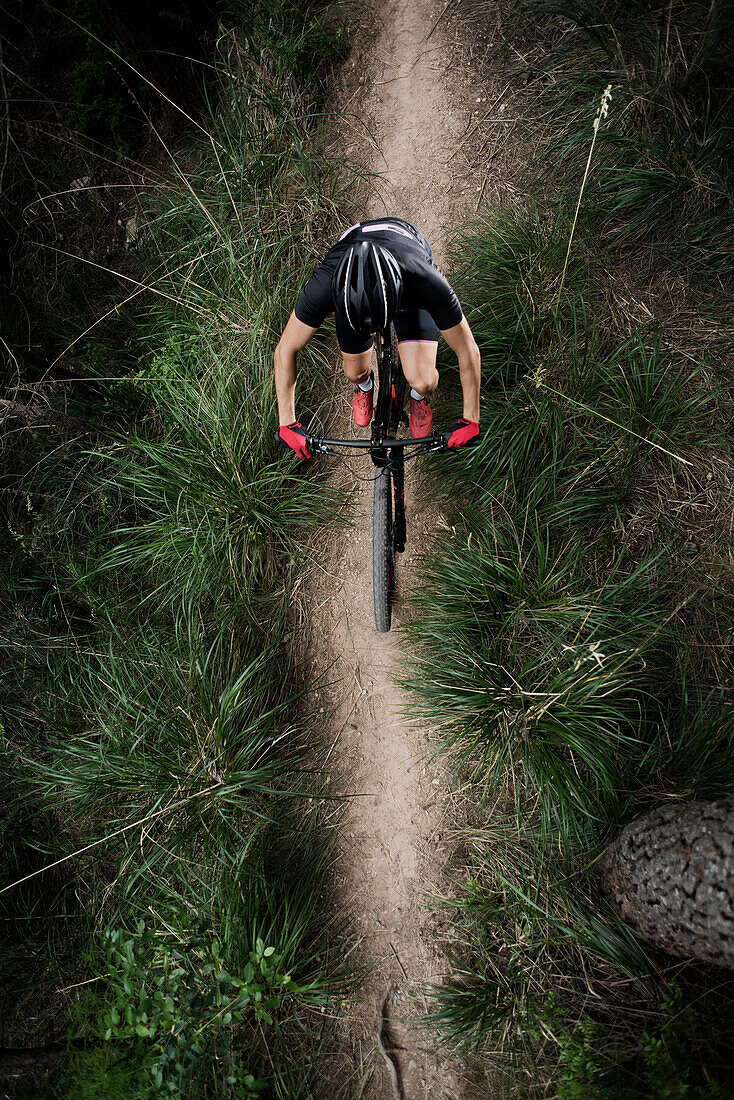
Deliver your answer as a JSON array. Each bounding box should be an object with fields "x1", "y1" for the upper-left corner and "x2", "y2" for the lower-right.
[
  {"x1": 397, "y1": 339, "x2": 439, "y2": 397},
  {"x1": 341, "y1": 349, "x2": 373, "y2": 385}
]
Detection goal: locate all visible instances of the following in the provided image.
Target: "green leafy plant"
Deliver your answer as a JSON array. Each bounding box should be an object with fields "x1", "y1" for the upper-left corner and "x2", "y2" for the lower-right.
[{"x1": 101, "y1": 922, "x2": 306, "y2": 1098}]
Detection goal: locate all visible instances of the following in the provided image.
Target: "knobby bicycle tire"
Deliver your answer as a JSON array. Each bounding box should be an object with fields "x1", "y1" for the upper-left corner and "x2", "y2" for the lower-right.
[{"x1": 373, "y1": 467, "x2": 393, "y2": 633}]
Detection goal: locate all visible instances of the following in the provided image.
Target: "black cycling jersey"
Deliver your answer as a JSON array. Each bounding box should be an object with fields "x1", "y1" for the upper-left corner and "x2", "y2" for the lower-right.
[{"x1": 294, "y1": 218, "x2": 464, "y2": 336}]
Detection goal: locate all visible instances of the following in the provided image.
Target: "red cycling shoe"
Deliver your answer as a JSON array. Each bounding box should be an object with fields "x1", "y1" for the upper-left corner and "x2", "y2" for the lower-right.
[
  {"x1": 410, "y1": 394, "x2": 433, "y2": 438},
  {"x1": 353, "y1": 376, "x2": 374, "y2": 427}
]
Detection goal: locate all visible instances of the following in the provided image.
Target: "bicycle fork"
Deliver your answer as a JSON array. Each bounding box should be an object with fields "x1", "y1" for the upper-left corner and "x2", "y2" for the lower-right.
[
  {"x1": 391, "y1": 449, "x2": 406, "y2": 554},
  {"x1": 371, "y1": 439, "x2": 407, "y2": 556}
]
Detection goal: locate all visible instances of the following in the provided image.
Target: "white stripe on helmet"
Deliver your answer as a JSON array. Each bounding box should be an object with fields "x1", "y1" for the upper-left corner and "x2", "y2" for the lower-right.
[
  {"x1": 374, "y1": 249, "x2": 388, "y2": 330},
  {"x1": 343, "y1": 249, "x2": 354, "y2": 330}
]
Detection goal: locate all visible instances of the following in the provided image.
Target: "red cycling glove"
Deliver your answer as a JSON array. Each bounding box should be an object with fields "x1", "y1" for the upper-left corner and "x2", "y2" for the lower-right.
[
  {"x1": 445, "y1": 417, "x2": 480, "y2": 448},
  {"x1": 277, "y1": 421, "x2": 311, "y2": 460}
]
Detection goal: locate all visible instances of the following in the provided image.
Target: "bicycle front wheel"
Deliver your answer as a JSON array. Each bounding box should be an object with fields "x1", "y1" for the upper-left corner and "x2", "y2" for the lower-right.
[{"x1": 373, "y1": 467, "x2": 394, "y2": 633}]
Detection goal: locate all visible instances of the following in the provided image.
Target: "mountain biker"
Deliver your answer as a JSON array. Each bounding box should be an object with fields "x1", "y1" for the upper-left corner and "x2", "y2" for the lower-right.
[{"x1": 274, "y1": 217, "x2": 481, "y2": 460}]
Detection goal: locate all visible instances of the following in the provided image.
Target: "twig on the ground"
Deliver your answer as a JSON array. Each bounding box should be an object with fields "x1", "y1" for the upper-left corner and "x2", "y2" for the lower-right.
[
  {"x1": 475, "y1": 121, "x2": 518, "y2": 209},
  {"x1": 324, "y1": 698, "x2": 360, "y2": 766},
  {"x1": 446, "y1": 81, "x2": 513, "y2": 164},
  {"x1": 0, "y1": 398, "x2": 111, "y2": 437},
  {"x1": 390, "y1": 941, "x2": 409, "y2": 981},
  {"x1": 426, "y1": 0, "x2": 462, "y2": 41}
]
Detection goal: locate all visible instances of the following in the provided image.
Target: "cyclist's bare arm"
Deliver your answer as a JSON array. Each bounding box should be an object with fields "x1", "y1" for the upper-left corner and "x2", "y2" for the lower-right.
[
  {"x1": 274, "y1": 312, "x2": 318, "y2": 424},
  {"x1": 440, "y1": 317, "x2": 481, "y2": 422}
]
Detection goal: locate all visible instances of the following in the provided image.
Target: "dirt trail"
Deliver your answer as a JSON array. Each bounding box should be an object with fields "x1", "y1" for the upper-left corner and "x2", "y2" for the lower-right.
[{"x1": 306, "y1": 1, "x2": 499, "y2": 1095}]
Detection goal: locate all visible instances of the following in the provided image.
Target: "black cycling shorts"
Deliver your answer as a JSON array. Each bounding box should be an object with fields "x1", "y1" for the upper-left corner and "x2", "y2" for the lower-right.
[{"x1": 335, "y1": 308, "x2": 440, "y2": 355}]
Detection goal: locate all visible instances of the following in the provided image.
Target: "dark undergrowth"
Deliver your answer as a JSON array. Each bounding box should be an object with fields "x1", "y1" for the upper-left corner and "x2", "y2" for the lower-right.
[
  {"x1": 408, "y1": 2, "x2": 734, "y2": 1095},
  {"x1": 1, "y1": 1, "x2": 355, "y2": 1096}
]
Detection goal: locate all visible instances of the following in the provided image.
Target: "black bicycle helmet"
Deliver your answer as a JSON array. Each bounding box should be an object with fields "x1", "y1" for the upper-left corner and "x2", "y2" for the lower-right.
[{"x1": 332, "y1": 240, "x2": 403, "y2": 334}]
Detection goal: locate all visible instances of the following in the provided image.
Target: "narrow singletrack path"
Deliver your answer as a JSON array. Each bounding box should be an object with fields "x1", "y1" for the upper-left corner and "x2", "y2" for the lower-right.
[{"x1": 303, "y1": 1, "x2": 503, "y2": 1094}]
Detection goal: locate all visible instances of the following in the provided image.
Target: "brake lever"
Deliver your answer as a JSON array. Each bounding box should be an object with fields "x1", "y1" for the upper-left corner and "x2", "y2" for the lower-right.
[
  {"x1": 307, "y1": 437, "x2": 336, "y2": 456},
  {"x1": 416, "y1": 435, "x2": 448, "y2": 456}
]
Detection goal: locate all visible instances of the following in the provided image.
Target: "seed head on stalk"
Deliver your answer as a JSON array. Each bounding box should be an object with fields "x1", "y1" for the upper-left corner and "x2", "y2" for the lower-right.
[
  {"x1": 532, "y1": 84, "x2": 613, "y2": 389},
  {"x1": 558, "y1": 83, "x2": 613, "y2": 310}
]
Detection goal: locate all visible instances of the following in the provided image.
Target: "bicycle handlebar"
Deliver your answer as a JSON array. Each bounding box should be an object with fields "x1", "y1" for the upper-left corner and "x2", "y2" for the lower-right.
[{"x1": 306, "y1": 432, "x2": 447, "y2": 457}]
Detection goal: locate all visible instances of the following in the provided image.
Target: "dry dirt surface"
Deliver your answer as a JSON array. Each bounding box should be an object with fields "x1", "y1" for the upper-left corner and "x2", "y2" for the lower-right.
[{"x1": 300, "y1": 1, "x2": 514, "y2": 1096}]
